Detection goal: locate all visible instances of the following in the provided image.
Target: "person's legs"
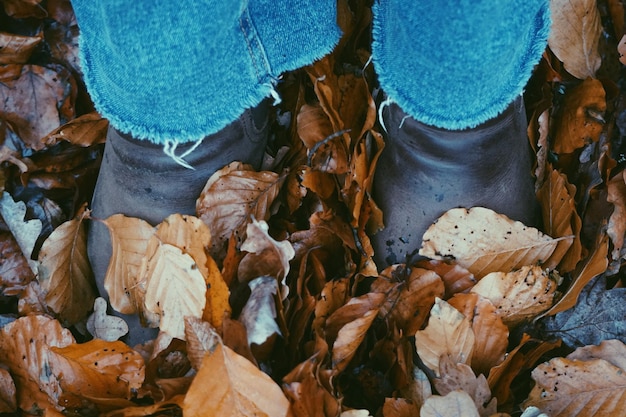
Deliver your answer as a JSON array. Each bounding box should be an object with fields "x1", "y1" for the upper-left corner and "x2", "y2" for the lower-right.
[{"x1": 370, "y1": 0, "x2": 550, "y2": 266}]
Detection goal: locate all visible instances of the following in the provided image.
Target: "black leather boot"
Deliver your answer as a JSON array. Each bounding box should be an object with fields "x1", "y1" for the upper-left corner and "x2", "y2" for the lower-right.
[
  {"x1": 371, "y1": 96, "x2": 539, "y2": 267},
  {"x1": 88, "y1": 103, "x2": 270, "y2": 346}
]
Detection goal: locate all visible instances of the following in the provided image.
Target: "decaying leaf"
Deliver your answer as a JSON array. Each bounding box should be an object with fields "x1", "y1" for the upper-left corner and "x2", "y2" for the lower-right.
[
  {"x1": 196, "y1": 161, "x2": 286, "y2": 260},
  {"x1": 0, "y1": 315, "x2": 75, "y2": 413},
  {"x1": 183, "y1": 343, "x2": 289, "y2": 417},
  {"x1": 239, "y1": 276, "x2": 282, "y2": 350},
  {"x1": 419, "y1": 208, "x2": 560, "y2": 278},
  {"x1": 102, "y1": 215, "x2": 154, "y2": 315},
  {"x1": 48, "y1": 339, "x2": 145, "y2": 409},
  {"x1": 0, "y1": 230, "x2": 35, "y2": 296},
  {"x1": 142, "y1": 243, "x2": 207, "y2": 340},
  {"x1": 548, "y1": 0, "x2": 602, "y2": 79},
  {"x1": 42, "y1": 112, "x2": 109, "y2": 147},
  {"x1": 470, "y1": 266, "x2": 559, "y2": 326},
  {"x1": 0, "y1": 367, "x2": 17, "y2": 413},
  {"x1": 332, "y1": 307, "x2": 378, "y2": 374},
  {"x1": 0, "y1": 31, "x2": 43, "y2": 64},
  {"x1": 420, "y1": 390, "x2": 480, "y2": 417},
  {"x1": 607, "y1": 170, "x2": 626, "y2": 262},
  {"x1": 552, "y1": 78, "x2": 606, "y2": 154},
  {"x1": 202, "y1": 255, "x2": 231, "y2": 330},
  {"x1": 184, "y1": 317, "x2": 220, "y2": 371},
  {"x1": 37, "y1": 204, "x2": 96, "y2": 325},
  {"x1": 382, "y1": 398, "x2": 420, "y2": 417},
  {"x1": 414, "y1": 298, "x2": 475, "y2": 376},
  {"x1": 86, "y1": 297, "x2": 129, "y2": 342},
  {"x1": 415, "y1": 259, "x2": 477, "y2": 299},
  {"x1": 0, "y1": 191, "x2": 43, "y2": 274}
]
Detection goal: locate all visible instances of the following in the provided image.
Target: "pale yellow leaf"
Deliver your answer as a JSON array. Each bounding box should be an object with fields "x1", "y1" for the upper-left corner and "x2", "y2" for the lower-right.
[
  {"x1": 471, "y1": 266, "x2": 559, "y2": 326},
  {"x1": 419, "y1": 207, "x2": 559, "y2": 278},
  {"x1": 86, "y1": 297, "x2": 129, "y2": 341},
  {"x1": 183, "y1": 343, "x2": 289, "y2": 417},
  {"x1": 102, "y1": 215, "x2": 154, "y2": 314},
  {"x1": 142, "y1": 243, "x2": 207, "y2": 340},
  {"x1": 524, "y1": 357, "x2": 626, "y2": 416},
  {"x1": 421, "y1": 390, "x2": 480, "y2": 417},
  {"x1": 549, "y1": 0, "x2": 602, "y2": 79},
  {"x1": 37, "y1": 205, "x2": 96, "y2": 325},
  {"x1": 414, "y1": 298, "x2": 475, "y2": 376}
]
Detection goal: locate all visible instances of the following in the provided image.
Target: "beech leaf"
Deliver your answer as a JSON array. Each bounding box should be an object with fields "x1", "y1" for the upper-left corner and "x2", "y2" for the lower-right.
[
  {"x1": 183, "y1": 343, "x2": 289, "y2": 417},
  {"x1": 420, "y1": 390, "x2": 480, "y2": 417},
  {"x1": 86, "y1": 297, "x2": 129, "y2": 341},
  {"x1": 549, "y1": 0, "x2": 602, "y2": 79},
  {"x1": 102, "y1": 214, "x2": 154, "y2": 315},
  {"x1": 470, "y1": 266, "x2": 559, "y2": 326},
  {"x1": 196, "y1": 161, "x2": 286, "y2": 260},
  {"x1": 414, "y1": 298, "x2": 475, "y2": 376},
  {"x1": 240, "y1": 276, "x2": 282, "y2": 350},
  {"x1": 419, "y1": 207, "x2": 560, "y2": 278},
  {"x1": 37, "y1": 204, "x2": 96, "y2": 325},
  {"x1": 332, "y1": 308, "x2": 378, "y2": 374},
  {"x1": 607, "y1": 170, "x2": 626, "y2": 262},
  {"x1": 0, "y1": 367, "x2": 16, "y2": 413},
  {"x1": 42, "y1": 112, "x2": 109, "y2": 147},
  {"x1": 184, "y1": 317, "x2": 220, "y2": 371},
  {"x1": 0, "y1": 31, "x2": 43, "y2": 64},
  {"x1": 142, "y1": 243, "x2": 207, "y2": 340}
]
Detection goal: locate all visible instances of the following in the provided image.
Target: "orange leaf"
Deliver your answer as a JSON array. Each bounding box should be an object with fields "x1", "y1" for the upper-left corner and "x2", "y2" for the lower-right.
[
  {"x1": 0, "y1": 367, "x2": 16, "y2": 413},
  {"x1": 0, "y1": 31, "x2": 43, "y2": 64},
  {"x1": 42, "y1": 112, "x2": 109, "y2": 147}
]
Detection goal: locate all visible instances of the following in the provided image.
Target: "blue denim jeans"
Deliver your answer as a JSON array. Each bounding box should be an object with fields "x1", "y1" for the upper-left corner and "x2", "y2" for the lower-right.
[{"x1": 72, "y1": 0, "x2": 550, "y2": 145}]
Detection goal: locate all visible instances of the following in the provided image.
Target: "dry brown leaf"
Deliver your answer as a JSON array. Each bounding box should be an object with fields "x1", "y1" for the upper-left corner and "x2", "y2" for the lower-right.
[
  {"x1": 448, "y1": 293, "x2": 509, "y2": 376},
  {"x1": 372, "y1": 265, "x2": 445, "y2": 335},
  {"x1": 142, "y1": 243, "x2": 207, "y2": 340},
  {"x1": 415, "y1": 259, "x2": 477, "y2": 299},
  {"x1": 433, "y1": 356, "x2": 497, "y2": 417},
  {"x1": 382, "y1": 398, "x2": 420, "y2": 417},
  {"x1": 86, "y1": 297, "x2": 129, "y2": 341},
  {"x1": 2, "y1": 0, "x2": 46, "y2": 18},
  {"x1": 238, "y1": 218, "x2": 295, "y2": 284},
  {"x1": 42, "y1": 112, "x2": 109, "y2": 147},
  {"x1": 567, "y1": 339, "x2": 626, "y2": 370},
  {"x1": 0, "y1": 315, "x2": 75, "y2": 413},
  {"x1": 548, "y1": 0, "x2": 602, "y2": 79},
  {"x1": 419, "y1": 208, "x2": 560, "y2": 278},
  {"x1": 324, "y1": 292, "x2": 385, "y2": 343},
  {"x1": 183, "y1": 343, "x2": 289, "y2": 417},
  {"x1": 196, "y1": 161, "x2": 286, "y2": 260},
  {"x1": 0, "y1": 64, "x2": 74, "y2": 150},
  {"x1": 0, "y1": 31, "x2": 43, "y2": 64},
  {"x1": 421, "y1": 390, "x2": 480, "y2": 417},
  {"x1": 102, "y1": 214, "x2": 154, "y2": 315},
  {"x1": 524, "y1": 356, "x2": 626, "y2": 416},
  {"x1": 553, "y1": 78, "x2": 606, "y2": 154},
  {"x1": 0, "y1": 367, "x2": 17, "y2": 413},
  {"x1": 37, "y1": 204, "x2": 96, "y2": 325},
  {"x1": 607, "y1": 170, "x2": 626, "y2": 262},
  {"x1": 540, "y1": 232, "x2": 608, "y2": 317},
  {"x1": 202, "y1": 255, "x2": 231, "y2": 330},
  {"x1": 332, "y1": 308, "x2": 378, "y2": 374},
  {"x1": 0, "y1": 230, "x2": 35, "y2": 296},
  {"x1": 534, "y1": 110, "x2": 550, "y2": 191},
  {"x1": 49, "y1": 339, "x2": 145, "y2": 409},
  {"x1": 470, "y1": 266, "x2": 558, "y2": 326},
  {"x1": 536, "y1": 168, "x2": 582, "y2": 272},
  {"x1": 184, "y1": 317, "x2": 220, "y2": 371},
  {"x1": 398, "y1": 365, "x2": 432, "y2": 411},
  {"x1": 414, "y1": 298, "x2": 475, "y2": 376}
]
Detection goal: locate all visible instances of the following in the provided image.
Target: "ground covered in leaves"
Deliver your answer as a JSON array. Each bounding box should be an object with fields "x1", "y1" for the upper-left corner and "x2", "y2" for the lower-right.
[{"x1": 1, "y1": 0, "x2": 626, "y2": 416}]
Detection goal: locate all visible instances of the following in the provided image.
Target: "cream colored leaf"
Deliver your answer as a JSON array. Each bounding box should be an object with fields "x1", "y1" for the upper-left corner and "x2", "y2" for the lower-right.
[
  {"x1": 567, "y1": 339, "x2": 626, "y2": 371},
  {"x1": 0, "y1": 191, "x2": 42, "y2": 274},
  {"x1": 0, "y1": 315, "x2": 75, "y2": 413},
  {"x1": 398, "y1": 365, "x2": 432, "y2": 411},
  {"x1": 102, "y1": 215, "x2": 154, "y2": 314},
  {"x1": 421, "y1": 390, "x2": 480, "y2": 417},
  {"x1": 184, "y1": 317, "x2": 220, "y2": 371},
  {"x1": 414, "y1": 298, "x2": 475, "y2": 376},
  {"x1": 524, "y1": 357, "x2": 626, "y2": 416},
  {"x1": 183, "y1": 343, "x2": 289, "y2": 417},
  {"x1": 549, "y1": 0, "x2": 602, "y2": 79},
  {"x1": 341, "y1": 410, "x2": 372, "y2": 417},
  {"x1": 142, "y1": 243, "x2": 207, "y2": 340},
  {"x1": 419, "y1": 207, "x2": 559, "y2": 278},
  {"x1": 238, "y1": 218, "x2": 295, "y2": 285},
  {"x1": 37, "y1": 205, "x2": 96, "y2": 325},
  {"x1": 471, "y1": 266, "x2": 558, "y2": 326},
  {"x1": 196, "y1": 161, "x2": 286, "y2": 260},
  {"x1": 332, "y1": 308, "x2": 379, "y2": 374},
  {"x1": 240, "y1": 276, "x2": 282, "y2": 349},
  {"x1": 86, "y1": 297, "x2": 129, "y2": 341}
]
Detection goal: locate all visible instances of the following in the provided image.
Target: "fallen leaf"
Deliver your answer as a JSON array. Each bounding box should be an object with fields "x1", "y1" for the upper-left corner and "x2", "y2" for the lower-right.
[
  {"x1": 0, "y1": 31, "x2": 43, "y2": 64},
  {"x1": 448, "y1": 293, "x2": 509, "y2": 375},
  {"x1": 414, "y1": 259, "x2": 477, "y2": 299},
  {"x1": 0, "y1": 367, "x2": 16, "y2": 413},
  {"x1": 552, "y1": 78, "x2": 606, "y2": 154},
  {"x1": 619, "y1": 35, "x2": 626, "y2": 65},
  {"x1": 86, "y1": 297, "x2": 129, "y2": 341},
  {"x1": 607, "y1": 170, "x2": 626, "y2": 262},
  {"x1": 142, "y1": 243, "x2": 207, "y2": 340},
  {"x1": 0, "y1": 191, "x2": 43, "y2": 274},
  {"x1": 0, "y1": 315, "x2": 75, "y2": 413},
  {"x1": 536, "y1": 168, "x2": 582, "y2": 272},
  {"x1": 420, "y1": 390, "x2": 480, "y2": 417},
  {"x1": 0, "y1": 230, "x2": 35, "y2": 296},
  {"x1": 548, "y1": 0, "x2": 602, "y2": 79},
  {"x1": 470, "y1": 266, "x2": 559, "y2": 326},
  {"x1": 196, "y1": 161, "x2": 286, "y2": 260},
  {"x1": 239, "y1": 276, "x2": 282, "y2": 351},
  {"x1": 398, "y1": 365, "x2": 432, "y2": 411},
  {"x1": 382, "y1": 398, "x2": 420, "y2": 417},
  {"x1": 567, "y1": 339, "x2": 626, "y2": 370},
  {"x1": 184, "y1": 316, "x2": 220, "y2": 371},
  {"x1": 48, "y1": 339, "x2": 145, "y2": 409},
  {"x1": 37, "y1": 204, "x2": 96, "y2": 325},
  {"x1": 102, "y1": 214, "x2": 154, "y2": 315},
  {"x1": 1, "y1": 0, "x2": 46, "y2": 18},
  {"x1": 541, "y1": 276, "x2": 626, "y2": 347},
  {"x1": 414, "y1": 298, "x2": 475, "y2": 376},
  {"x1": 341, "y1": 410, "x2": 372, "y2": 417},
  {"x1": 202, "y1": 255, "x2": 231, "y2": 330},
  {"x1": 524, "y1": 356, "x2": 626, "y2": 416},
  {"x1": 183, "y1": 343, "x2": 289, "y2": 417},
  {"x1": 419, "y1": 207, "x2": 560, "y2": 278},
  {"x1": 42, "y1": 112, "x2": 108, "y2": 147},
  {"x1": 332, "y1": 307, "x2": 378, "y2": 374}
]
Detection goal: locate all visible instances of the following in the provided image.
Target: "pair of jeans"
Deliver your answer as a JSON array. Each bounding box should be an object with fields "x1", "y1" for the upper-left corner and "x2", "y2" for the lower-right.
[{"x1": 71, "y1": 0, "x2": 550, "y2": 145}]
